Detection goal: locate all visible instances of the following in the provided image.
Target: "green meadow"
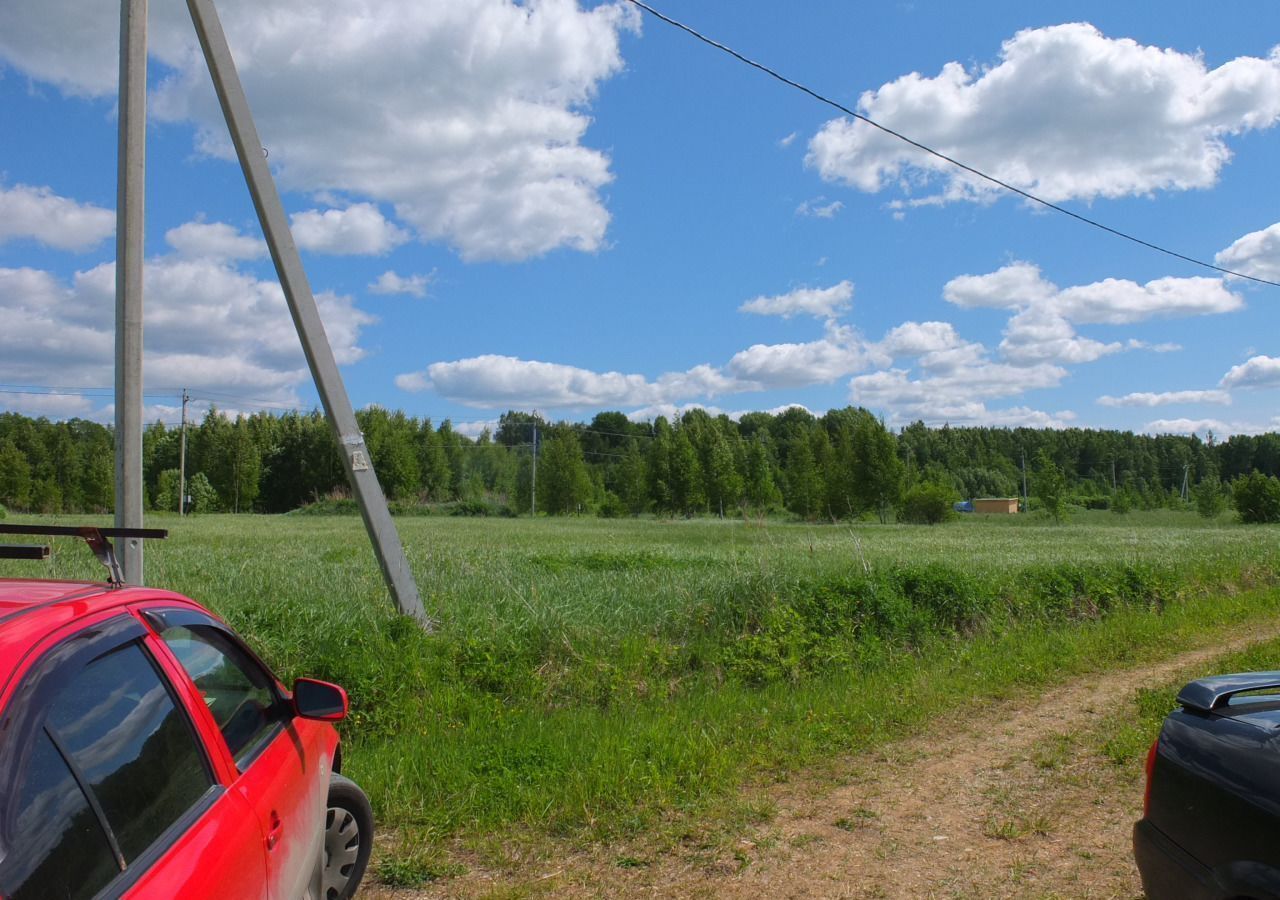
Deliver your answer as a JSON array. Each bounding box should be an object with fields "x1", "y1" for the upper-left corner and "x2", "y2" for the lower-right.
[{"x1": 4, "y1": 510, "x2": 1278, "y2": 877}]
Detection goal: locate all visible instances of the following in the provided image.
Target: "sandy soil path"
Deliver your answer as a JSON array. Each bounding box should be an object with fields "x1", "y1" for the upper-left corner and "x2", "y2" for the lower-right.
[{"x1": 365, "y1": 622, "x2": 1280, "y2": 899}]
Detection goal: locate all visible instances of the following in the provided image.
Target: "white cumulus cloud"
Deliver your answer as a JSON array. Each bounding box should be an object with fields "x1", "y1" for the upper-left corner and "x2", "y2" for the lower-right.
[
  {"x1": 807, "y1": 24, "x2": 1280, "y2": 205},
  {"x1": 795, "y1": 197, "x2": 844, "y2": 219},
  {"x1": 1098, "y1": 390, "x2": 1231, "y2": 407},
  {"x1": 0, "y1": 184, "x2": 114, "y2": 251},
  {"x1": 0, "y1": 0, "x2": 639, "y2": 262},
  {"x1": 942, "y1": 263, "x2": 1242, "y2": 365},
  {"x1": 1220, "y1": 355, "x2": 1280, "y2": 389},
  {"x1": 397, "y1": 354, "x2": 744, "y2": 410},
  {"x1": 727, "y1": 321, "x2": 871, "y2": 387},
  {"x1": 738, "y1": 280, "x2": 853, "y2": 319},
  {"x1": 1142, "y1": 417, "x2": 1233, "y2": 436},
  {"x1": 165, "y1": 220, "x2": 266, "y2": 262},
  {"x1": 369, "y1": 270, "x2": 432, "y2": 298},
  {"x1": 291, "y1": 203, "x2": 409, "y2": 256},
  {"x1": 850, "y1": 361, "x2": 1071, "y2": 427},
  {"x1": 0, "y1": 219, "x2": 374, "y2": 407},
  {"x1": 1216, "y1": 221, "x2": 1280, "y2": 283}
]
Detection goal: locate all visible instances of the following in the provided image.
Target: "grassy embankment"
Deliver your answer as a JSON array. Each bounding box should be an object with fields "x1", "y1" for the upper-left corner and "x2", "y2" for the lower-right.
[{"x1": 3, "y1": 510, "x2": 1278, "y2": 881}]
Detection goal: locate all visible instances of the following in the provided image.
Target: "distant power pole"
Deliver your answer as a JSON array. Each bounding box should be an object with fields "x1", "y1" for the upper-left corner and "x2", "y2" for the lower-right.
[
  {"x1": 1021, "y1": 450, "x2": 1028, "y2": 501},
  {"x1": 530, "y1": 421, "x2": 538, "y2": 516},
  {"x1": 1181, "y1": 464, "x2": 1191, "y2": 501},
  {"x1": 114, "y1": 0, "x2": 148, "y2": 585},
  {"x1": 178, "y1": 389, "x2": 189, "y2": 516},
  {"x1": 1111, "y1": 458, "x2": 1117, "y2": 492}
]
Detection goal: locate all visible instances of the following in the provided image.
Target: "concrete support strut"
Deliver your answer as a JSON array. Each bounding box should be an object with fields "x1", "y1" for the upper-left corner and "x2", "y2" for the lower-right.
[
  {"x1": 185, "y1": 0, "x2": 428, "y2": 624},
  {"x1": 114, "y1": 0, "x2": 147, "y2": 585}
]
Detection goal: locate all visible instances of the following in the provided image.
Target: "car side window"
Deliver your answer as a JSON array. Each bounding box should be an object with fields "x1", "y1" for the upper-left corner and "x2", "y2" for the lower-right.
[
  {"x1": 0, "y1": 638, "x2": 214, "y2": 900},
  {"x1": 0, "y1": 731, "x2": 120, "y2": 900},
  {"x1": 159, "y1": 624, "x2": 287, "y2": 765},
  {"x1": 47, "y1": 641, "x2": 214, "y2": 863}
]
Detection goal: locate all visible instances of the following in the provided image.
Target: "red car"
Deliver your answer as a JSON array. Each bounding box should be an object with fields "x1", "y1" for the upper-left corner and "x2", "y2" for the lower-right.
[{"x1": 0, "y1": 525, "x2": 373, "y2": 899}]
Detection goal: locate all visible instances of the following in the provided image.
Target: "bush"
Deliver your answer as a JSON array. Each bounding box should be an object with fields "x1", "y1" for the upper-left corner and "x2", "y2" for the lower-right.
[
  {"x1": 1232, "y1": 472, "x2": 1280, "y2": 524},
  {"x1": 1193, "y1": 476, "x2": 1228, "y2": 519},
  {"x1": 290, "y1": 497, "x2": 360, "y2": 515},
  {"x1": 596, "y1": 492, "x2": 627, "y2": 519},
  {"x1": 1033, "y1": 450, "x2": 1068, "y2": 523},
  {"x1": 449, "y1": 498, "x2": 513, "y2": 517},
  {"x1": 898, "y1": 481, "x2": 957, "y2": 525}
]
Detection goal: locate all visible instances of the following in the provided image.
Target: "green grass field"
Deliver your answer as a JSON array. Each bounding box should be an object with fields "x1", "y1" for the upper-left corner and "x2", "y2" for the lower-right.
[{"x1": 3, "y1": 509, "x2": 1278, "y2": 879}]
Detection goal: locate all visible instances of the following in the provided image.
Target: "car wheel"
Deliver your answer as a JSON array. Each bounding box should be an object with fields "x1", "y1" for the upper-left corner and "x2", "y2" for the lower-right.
[{"x1": 323, "y1": 774, "x2": 373, "y2": 900}]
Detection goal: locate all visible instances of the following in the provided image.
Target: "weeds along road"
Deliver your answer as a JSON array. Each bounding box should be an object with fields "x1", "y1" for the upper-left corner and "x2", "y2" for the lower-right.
[{"x1": 366, "y1": 620, "x2": 1280, "y2": 899}]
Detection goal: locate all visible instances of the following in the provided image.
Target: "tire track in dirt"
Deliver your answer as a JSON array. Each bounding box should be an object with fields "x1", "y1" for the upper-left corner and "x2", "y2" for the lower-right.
[{"x1": 365, "y1": 621, "x2": 1280, "y2": 899}]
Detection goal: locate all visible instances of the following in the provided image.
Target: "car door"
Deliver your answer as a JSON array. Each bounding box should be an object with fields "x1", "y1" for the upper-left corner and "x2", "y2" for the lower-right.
[
  {"x1": 0, "y1": 613, "x2": 269, "y2": 900},
  {"x1": 145, "y1": 609, "x2": 333, "y2": 900}
]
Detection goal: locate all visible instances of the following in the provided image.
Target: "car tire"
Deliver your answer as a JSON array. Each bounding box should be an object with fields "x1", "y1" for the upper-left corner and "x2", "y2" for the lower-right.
[{"x1": 323, "y1": 774, "x2": 373, "y2": 900}]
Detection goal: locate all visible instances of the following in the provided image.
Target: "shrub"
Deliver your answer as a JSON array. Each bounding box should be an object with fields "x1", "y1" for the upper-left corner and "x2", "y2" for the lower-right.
[
  {"x1": 1232, "y1": 472, "x2": 1280, "y2": 524},
  {"x1": 898, "y1": 481, "x2": 957, "y2": 525},
  {"x1": 449, "y1": 498, "x2": 513, "y2": 517},
  {"x1": 1111, "y1": 489, "x2": 1134, "y2": 515},
  {"x1": 1193, "y1": 476, "x2": 1228, "y2": 519},
  {"x1": 290, "y1": 497, "x2": 360, "y2": 515},
  {"x1": 1033, "y1": 450, "x2": 1068, "y2": 523},
  {"x1": 596, "y1": 492, "x2": 627, "y2": 519}
]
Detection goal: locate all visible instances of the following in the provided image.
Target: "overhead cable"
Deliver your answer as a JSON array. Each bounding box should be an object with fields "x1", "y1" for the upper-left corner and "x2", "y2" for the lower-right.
[{"x1": 624, "y1": 0, "x2": 1280, "y2": 289}]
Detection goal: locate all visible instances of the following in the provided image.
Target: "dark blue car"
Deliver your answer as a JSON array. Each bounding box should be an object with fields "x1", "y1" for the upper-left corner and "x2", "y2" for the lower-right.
[{"x1": 1134, "y1": 671, "x2": 1280, "y2": 899}]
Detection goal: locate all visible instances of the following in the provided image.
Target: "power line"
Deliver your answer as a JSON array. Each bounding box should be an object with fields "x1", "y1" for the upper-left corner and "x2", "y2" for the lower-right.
[{"x1": 624, "y1": 0, "x2": 1280, "y2": 289}]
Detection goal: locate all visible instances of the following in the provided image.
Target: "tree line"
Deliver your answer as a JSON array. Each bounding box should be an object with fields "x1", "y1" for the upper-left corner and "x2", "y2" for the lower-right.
[{"x1": 1, "y1": 406, "x2": 1278, "y2": 519}]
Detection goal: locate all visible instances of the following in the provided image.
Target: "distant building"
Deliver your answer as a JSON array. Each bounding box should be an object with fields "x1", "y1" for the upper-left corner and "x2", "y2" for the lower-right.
[{"x1": 973, "y1": 497, "x2": 1019, "y2": 514}]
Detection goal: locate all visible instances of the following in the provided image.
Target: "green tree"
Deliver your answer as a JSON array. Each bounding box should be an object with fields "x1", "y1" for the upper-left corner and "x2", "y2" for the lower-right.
[
  {"x1": 359, "y1": 406, "x2": 421, "y2": 500},
  {"x1": 703, "y1": 427, "x2": 743, "y2": 517},
  {"x1": 417, "y1": 420, "x2": 453, "y2": 501},
  {"x1": 646, "y1": 418, "x2": 674, "y2": 514},
  {"x1": 668, "y1": 428, "x2": 705, "y2": 515},
  {"x1": 1232, "y1": 472, "x2": 1280, "y2": 524},
  {"x1": 853, "y1": 416, "x2": 904, "y2": 523},
  {"x1": 185, "y1": 471, "x2": 218, "y2": 513},
  {"x1": 743, "y1": 434, "x2": 780, "y2": 511},
  {"x1": 898, "y1": 480, "x2": 957, "y2": 525},
  {"x1": 617, "y1": 441, "x2": 649, "y2": 514},
  {"x1": 539, "y1": 432, "x2": 591, "y2": 514},
  {"x1": 1193, "y1": 474, "x2": 1228, "y2": 519},
  {"x1": 1033, "y1": 449, "x2": 1068, "y2": 522},
  {"x1": 0, "y1": 438, "x2": 33, "y2": 509},
  {"x1": 784, "y1": 436, "x2": 822, "y2": 519}
]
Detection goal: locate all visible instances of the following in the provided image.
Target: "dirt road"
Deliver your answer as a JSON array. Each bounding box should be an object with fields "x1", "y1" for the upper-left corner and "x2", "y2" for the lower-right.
[{"x1": 366, "y1": 623, "x2": 1280, "y2": 899}]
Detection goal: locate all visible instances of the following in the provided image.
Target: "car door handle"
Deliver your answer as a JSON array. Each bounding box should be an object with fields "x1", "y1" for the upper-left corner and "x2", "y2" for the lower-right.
[{"x1": 266, "y1": 810, "x2": 283, "y2": 851}]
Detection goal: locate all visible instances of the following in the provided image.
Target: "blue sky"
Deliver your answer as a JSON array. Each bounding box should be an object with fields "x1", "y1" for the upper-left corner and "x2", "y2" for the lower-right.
[{"x1": 2, "y1": 0, "x2": 1279, "y2": 437}]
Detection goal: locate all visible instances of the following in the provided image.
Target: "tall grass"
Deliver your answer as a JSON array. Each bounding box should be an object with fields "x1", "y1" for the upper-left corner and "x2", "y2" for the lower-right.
[{"x1": 2, "y1": 510, "x2": 1277, "y2": 868}]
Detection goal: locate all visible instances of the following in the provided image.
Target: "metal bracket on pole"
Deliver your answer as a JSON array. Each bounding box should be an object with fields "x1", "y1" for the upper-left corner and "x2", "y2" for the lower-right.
[{"x1": 185, "y1": 0, "x2": 429, "y2": 625}]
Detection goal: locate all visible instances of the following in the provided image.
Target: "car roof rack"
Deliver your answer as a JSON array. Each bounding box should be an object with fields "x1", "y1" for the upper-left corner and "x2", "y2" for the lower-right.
[{"x1": 0, "y1": 524, "x2": 168, "y2": 586}]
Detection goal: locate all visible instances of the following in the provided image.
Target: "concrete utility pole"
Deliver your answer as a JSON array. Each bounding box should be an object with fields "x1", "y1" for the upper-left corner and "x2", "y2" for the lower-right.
[
  {"x1": 114, "y1": 0, "x2": 147, "y2": 585},
  {"x1": 186, "y1": 0, "x2": 427, "y2": 623},
  {"x1": 531, "y1": 421, "x2": 538, "y2": 517},
  {"x1": 178, "y1": 389, "x2": 189, "y2": 516}
]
